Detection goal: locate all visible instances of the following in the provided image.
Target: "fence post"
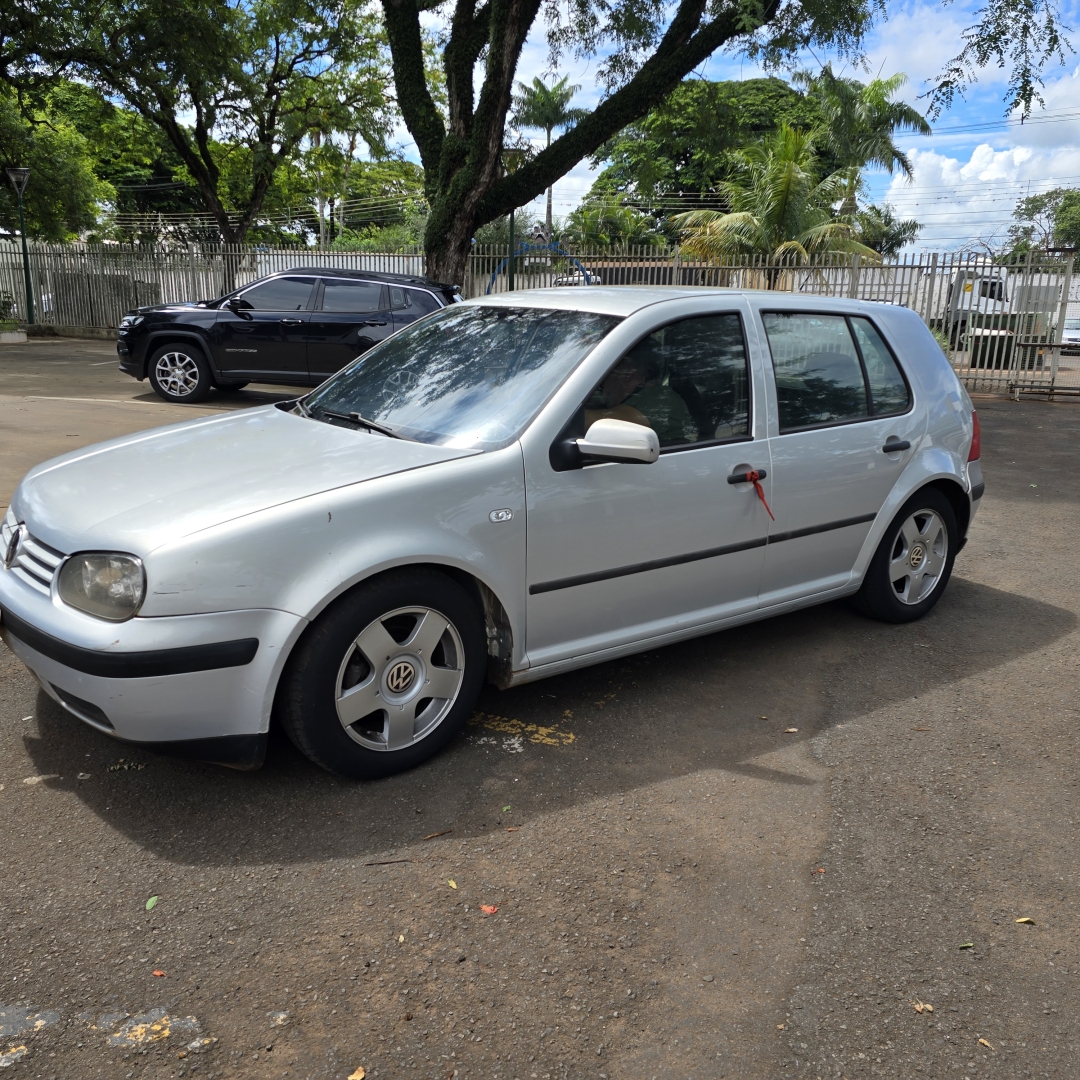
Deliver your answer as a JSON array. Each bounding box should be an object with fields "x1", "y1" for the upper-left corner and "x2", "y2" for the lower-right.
[{"x1": 1051, "y1": 254, "x2": 1073, "y2": 389}]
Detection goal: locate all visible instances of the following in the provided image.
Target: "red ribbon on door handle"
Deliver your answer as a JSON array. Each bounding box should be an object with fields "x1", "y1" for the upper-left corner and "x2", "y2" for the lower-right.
[{"x1": 745, "y1": 470, "x2": 775, "y2": 521}]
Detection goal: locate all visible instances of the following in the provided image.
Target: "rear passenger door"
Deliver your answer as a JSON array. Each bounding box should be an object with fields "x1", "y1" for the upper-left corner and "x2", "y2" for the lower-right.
[
  {"x1": 307, "y1": 278, "x2": 395, "y2": 382},
  {"x1": 389, "y1": 285, "x2": 443, "y2": 331},
  {"x1": 758, "y1": 310, "x2": 925, "y2": 605}
]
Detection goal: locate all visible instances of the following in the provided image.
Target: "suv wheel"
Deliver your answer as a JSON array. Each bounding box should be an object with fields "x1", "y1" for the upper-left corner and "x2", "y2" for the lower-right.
[
  {"x1": 279, "y1": 570, "x2": 486, "y2": 779},
  {"x1": 856, "y1": 487, "x2": 958, "y2": 623},
  {"x1": 148, "y1": 343, "x2": 212, "y2": 403}
]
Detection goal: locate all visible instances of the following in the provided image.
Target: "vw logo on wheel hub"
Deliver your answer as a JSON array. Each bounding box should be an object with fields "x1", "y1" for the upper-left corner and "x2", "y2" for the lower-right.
[
  {"x1": 909, "y1": 544, "x2": 925, "y2": 569},
  {"x1": 386, "y1": 660, "x2": 416, "y2": 694}
]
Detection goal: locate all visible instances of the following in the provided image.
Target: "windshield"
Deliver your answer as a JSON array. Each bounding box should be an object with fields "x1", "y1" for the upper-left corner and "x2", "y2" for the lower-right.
[
  {"x1": 303, "y1": 305, "x2": 621, "y2": 450},
  {"x1": 1065, "y1": 318, "x2": 1080, "y2": 330}
]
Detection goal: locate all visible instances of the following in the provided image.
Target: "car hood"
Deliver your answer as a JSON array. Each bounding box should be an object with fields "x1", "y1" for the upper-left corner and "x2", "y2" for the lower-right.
[{"x1": 15, "y1": 406, "x2": 479, "y2": 554}]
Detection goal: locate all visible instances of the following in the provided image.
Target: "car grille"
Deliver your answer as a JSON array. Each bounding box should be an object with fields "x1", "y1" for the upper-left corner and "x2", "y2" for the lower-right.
[{"x1": 2, "y1": 510, "x2": 66, "y2": 595}]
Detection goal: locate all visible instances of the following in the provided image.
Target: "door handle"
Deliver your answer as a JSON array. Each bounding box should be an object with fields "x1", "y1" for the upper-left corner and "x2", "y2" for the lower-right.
[
  {"x1": 280, "y1": 317, "x2": 305, "y2": 325},
  {"x1": 882, "y1": 439, "x2": 911, "y2": 453},
  {"x1": 727, "y1": 468, "x2": 768, "y2": 484},
  {"x1": 361, "y1": 319, "x2": 388, "y2": 327}
]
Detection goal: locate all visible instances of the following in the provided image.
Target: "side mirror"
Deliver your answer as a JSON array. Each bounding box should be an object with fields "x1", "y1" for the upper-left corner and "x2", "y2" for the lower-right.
[{"x1": 576, "y1": 418, "x2": 659, "y2": 464}]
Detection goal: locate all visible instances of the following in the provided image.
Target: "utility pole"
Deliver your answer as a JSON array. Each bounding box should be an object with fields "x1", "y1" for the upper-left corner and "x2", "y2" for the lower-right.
[
  {"x1": 508, "y1": 209, "x2": 515, "y2": 292},
  {"x1": 6, "y1": 168, "x2": 34, "y2": 324}
]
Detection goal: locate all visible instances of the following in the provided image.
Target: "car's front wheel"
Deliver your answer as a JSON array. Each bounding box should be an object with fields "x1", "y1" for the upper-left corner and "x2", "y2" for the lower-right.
[
  {"x1": 147, "y1": 343, "x2": 213, "y2": 403},
  {"x1": 857, "y1": 487, "x2": 958, "y2": 623},
  {"x1": 279, "y1": 570, "x2": 486, "y2": 778}
]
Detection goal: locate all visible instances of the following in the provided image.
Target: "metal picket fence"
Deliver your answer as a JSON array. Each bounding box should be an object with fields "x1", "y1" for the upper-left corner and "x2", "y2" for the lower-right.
[{"x1": 3, "y1": 241, "x2": 1078, "y2": 396}]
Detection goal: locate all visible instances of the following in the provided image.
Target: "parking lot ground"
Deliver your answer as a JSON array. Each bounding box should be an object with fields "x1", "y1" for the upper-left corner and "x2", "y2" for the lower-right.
[{"x1": 0, "y1": 343, "x2": 1079, "y2": 1079}]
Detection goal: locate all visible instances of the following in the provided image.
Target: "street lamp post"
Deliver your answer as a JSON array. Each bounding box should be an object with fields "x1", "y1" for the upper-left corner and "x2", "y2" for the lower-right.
[{"x1": 5, "y1": 168, "x2": 34, "y2": 325}]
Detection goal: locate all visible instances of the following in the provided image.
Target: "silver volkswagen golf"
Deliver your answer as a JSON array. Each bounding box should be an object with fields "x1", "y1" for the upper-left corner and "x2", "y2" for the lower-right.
[{"x1": 0, "y1": 288, "x2": 983, "y2": 776}]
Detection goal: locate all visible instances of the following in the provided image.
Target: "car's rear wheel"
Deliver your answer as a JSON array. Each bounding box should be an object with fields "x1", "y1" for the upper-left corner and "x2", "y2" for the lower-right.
[
  {"x1": 148, "y1": 343, "x2": 213, "y2": 403},
  {"x1": 856, "y1": 487, "x2": 958, "y2": 623},
  {"x1": 279, "y1": 570, "x2": 486, "y2": 778}
]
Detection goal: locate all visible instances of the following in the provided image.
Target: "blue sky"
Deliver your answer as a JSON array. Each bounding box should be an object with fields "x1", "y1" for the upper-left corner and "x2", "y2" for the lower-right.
[{"x1": 412, "y1": 0, "x2": 1080, "y2": 251}]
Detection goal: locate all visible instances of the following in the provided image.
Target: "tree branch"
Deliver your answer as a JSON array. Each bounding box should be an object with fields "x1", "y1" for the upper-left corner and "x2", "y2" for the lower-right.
[
  {"x1": 381, "y1": 0, "x2": 444, "y2": 184},
  {"x1": 479, "y1": 0, "x2": 777, "y2": 220}
]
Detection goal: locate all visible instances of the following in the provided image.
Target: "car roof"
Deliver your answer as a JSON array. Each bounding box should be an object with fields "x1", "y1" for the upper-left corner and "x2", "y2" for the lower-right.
[
  {"x1": 464, "y1": 286, "x2": 896, "y2": 318},
  {"x1": 277, "y1": 267, "x2": 456, "y2": 291}
]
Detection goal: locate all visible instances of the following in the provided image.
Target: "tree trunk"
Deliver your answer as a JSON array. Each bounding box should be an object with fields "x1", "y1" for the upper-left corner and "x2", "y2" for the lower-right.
[
  {"x1": 424, "y1": 204, "x2": 479, "y2": 285},
  {"x1": 393, "y1": 0, "x2": 768, "y2": 284}
]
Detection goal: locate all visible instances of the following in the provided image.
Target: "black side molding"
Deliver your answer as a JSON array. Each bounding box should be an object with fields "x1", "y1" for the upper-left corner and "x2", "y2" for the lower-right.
[
  {"x1": 530, "y1": 536, "x2": 769, "y2": 594},
  {"x1": 1, "y1": 609, "x2": 258, "y2": 679},
  {"x1": 971, "y1": 482, "x2": 985, "y2": 501},
  {"x1": 529, "y1": 512, "x2": 878, "y2": 595},
  {"x1": 766, "y1": 513, "x2": 877, "y2": 546}
]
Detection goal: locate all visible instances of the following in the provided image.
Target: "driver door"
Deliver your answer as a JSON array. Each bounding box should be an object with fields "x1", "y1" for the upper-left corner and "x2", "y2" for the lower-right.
[
  {"x1": 212, "y1": 275, "x2": 315, "y2": 381},
  {"x1": 523, "y1": 308, "x2": 773, "y2": 669}
]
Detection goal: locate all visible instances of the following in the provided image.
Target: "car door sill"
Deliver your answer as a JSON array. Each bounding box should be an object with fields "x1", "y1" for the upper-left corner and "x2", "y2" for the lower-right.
[{"x1": 512, "y1": 580, "x2": 859, "y2": 687}]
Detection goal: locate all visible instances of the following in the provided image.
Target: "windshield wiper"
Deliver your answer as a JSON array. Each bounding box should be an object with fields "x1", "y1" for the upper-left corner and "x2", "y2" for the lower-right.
[{"x1": 316, "y1": 408, "x2": 403, "y2": 439}]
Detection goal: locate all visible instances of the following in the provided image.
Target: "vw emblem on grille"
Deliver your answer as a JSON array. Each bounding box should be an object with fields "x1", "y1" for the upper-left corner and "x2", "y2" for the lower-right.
[
  {"x1": 4, "y1": 525, "x2": 23, "y2": 570},
  {"x1": 386, "y1": 660, "x2": 416, "y2": 694}
]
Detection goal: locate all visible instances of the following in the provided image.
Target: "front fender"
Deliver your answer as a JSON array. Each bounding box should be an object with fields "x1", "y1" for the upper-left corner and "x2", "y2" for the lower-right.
[{"x1": 139, "y1": 445, "x2": 530, "y2": 670}]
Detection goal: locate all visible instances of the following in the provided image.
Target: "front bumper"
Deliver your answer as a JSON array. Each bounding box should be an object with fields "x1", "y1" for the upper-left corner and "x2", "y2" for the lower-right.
[{"x1": 0, "y1": 571, "x2": 306, "y2": 764}]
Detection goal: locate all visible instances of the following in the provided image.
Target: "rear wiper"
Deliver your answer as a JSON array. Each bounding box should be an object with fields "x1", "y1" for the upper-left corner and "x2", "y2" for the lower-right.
[{"x1": 317, "y1": 408, "x2": 402, "y2": 439}]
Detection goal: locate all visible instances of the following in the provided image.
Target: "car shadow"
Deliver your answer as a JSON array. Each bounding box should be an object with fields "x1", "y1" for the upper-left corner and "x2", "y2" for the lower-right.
[{"x1": 20, "y1": 576, "x2": 1075, "y2": 866}]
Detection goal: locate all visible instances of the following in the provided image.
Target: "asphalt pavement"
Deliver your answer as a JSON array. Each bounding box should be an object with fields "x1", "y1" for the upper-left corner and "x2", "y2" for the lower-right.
[{"x1": 0, "y1": 340, "x2": 1077, "y2": 1080}]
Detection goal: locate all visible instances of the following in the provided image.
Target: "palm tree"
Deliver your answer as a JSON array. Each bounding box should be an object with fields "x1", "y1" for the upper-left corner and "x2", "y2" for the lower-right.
[
  {"x1": 511, "y1": 76, "x2": 588, "y2": 238},
  {"x1": 797, "y1": 66, "x2": 932, "y2": 214},
  {"x1": 672, "y1": 124, "x2": 878, "y2": 269}
]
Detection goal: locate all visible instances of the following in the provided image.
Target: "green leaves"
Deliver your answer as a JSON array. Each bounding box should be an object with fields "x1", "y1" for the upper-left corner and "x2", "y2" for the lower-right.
[{"x1": 145, "y1": 896, "x2": 158, "y2": 911}]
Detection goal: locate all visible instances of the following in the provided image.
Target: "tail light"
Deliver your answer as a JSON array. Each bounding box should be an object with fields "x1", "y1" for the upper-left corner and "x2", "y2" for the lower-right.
[{"x1": 967, "y1": 410, "x2": 981, "y2": 461}]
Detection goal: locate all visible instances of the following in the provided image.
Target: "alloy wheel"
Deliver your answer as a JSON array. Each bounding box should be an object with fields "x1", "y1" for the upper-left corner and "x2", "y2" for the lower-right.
[
  {"x1": 889, "y1": 508, "x2": 948, "y2": 605},
  {"x1": 334, "y1": 605, "x2": 465, "y2": 751},
  {"x1": 154, "y1": 351, "x2": 201, "y2": 397}
]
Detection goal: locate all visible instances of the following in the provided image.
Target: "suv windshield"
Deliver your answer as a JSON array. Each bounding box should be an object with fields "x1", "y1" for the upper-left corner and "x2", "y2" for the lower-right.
[{"x1": 302, "y1": 305, "x2": 621, "y2": 449}]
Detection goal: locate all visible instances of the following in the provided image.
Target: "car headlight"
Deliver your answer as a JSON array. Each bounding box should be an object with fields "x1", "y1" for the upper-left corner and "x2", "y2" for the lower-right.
[
  {"x1": 119, "y1": 315, "x2": 144, "y2": 328},
  {"x1": 58, "y1": 553, "x2": 145, "y2": 621}
]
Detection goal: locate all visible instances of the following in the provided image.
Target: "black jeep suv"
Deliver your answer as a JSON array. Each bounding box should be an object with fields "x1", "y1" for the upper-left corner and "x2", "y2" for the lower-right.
[{"x1": 116, "y1": 268, "x2": 460, "y2": 403}]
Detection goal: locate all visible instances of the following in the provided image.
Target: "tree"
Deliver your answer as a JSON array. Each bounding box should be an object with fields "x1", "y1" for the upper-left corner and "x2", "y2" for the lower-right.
[
  {"x1": 378, "y1": 0, "x2": 1064, "y2": 282},
  {"x1": 797, "y1": 66, "x2": 931, "y2": 179},
  {"x1": 564, "y1": 194, "x2": 665, "y2": 247},
  {"x1": 855, "y1": 203, "x2": 920, "y2": 256},
  {"x1": 24, "y1": 0, "x2": 393, "y2": 245},
  {"x1": 671, "y1": 124, "x2": 877, "y2": 264},
  {"x1": 1006, "y1": 187, "x2": 1074, "y2": 252},
  {"x1": 511, "y1": 76, "x2": 587, "y2": 238},
  {"x1": 0, "y1": 86, "x2": 112, "y2": 240},
  {"x1": 585, "y1": 78, "x2": 830, "y2": 221}
]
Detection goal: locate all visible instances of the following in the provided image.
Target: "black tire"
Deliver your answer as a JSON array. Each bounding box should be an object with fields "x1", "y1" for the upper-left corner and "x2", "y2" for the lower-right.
[
  {"x1": 147, "y1": 342, "x2": 213, "y2": 403},
  {"x1": 214, "y1": 380, "x2": 249, "y2": 392},
  {"x1": 279, "y1": 569, "x2": 486, "y2": 779},
  {"x1": 856, "y1": 487, "x2": 958, "y2": 624}
]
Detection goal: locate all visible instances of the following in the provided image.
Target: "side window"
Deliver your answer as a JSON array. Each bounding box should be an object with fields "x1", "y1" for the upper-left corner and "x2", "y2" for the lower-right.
[
  {"x1": 321, "y1": 280, "x2": 387, "y2": 313},
  {"x1": 762, "y1": 313, "x2": 868, "y2": 431},
  {"x1": 584, "y1": 314, "x2": 750, "y2": 449},
  {"x1": 404, "y1": 288, "x2": 441, "y2": 315},
  {"x1": 849, "y1": 317, "x2": 910, "y2": 415},
  {"x1": 235, "y1": 277, "x2": 314, "y2": 311}
]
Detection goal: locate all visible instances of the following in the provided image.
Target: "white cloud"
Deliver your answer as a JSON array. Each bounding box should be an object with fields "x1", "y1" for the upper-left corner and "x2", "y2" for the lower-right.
[{"x1": 882, "y1": 142, "x2": 1080, "y2": 248}]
